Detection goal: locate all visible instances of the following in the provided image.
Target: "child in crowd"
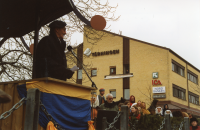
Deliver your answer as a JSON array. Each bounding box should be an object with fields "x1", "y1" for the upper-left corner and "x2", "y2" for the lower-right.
[
  {"x1": 164, "y1": 110, "x2": 173, "y2": 117},
  {"x1": 124, "y1": 101, "x2": 131, "y2": 109},
  {"x1": 129, "y1": 106, "x2": 141, "y2": 120},
  {"x1": 190, "y1": 117, "x2": 200, "y2": 130},
  {"x1": 118, "y1": 103, "x2": 124, "y2": 111},
  {"x1": 155, "y1": 106, "x2": 163, "y2": 117},
  {"x1": 141, "y1": 102, "x2": 150, "y2": 115}
]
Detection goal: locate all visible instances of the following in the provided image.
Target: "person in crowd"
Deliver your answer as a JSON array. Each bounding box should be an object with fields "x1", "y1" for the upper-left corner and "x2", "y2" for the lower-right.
[
  {"x1": 0, "y1": 89, "x2": 11, "y2": 103},
  {"x1": 164, "y1": 110, "x2": 173, "y2": 117},
  {"x1": 129, "y1": 95, "x2": 135, "y2": 106},
  {"x1": 141, "y1": 102, "x2": 150, "y2": 115},
  {"x1": 124, "y1": 101, "x2": 131, "y2": 109},
  {"x1": 97, "y1": 88, "x2": 105, "y2": 106},
  {"x1": 189, "y1": 114, "x2": 193, "y2": 119},
  {"x1": 182, "y1": 112, "x2": 189, "y2": 118},
  {"x1": 155, "y1": 106, "x2": 163, "y2": 117},
  {"x1": 90, "y1": 94, "x2": 98, "y2": 120},
  {"x1": 162, "y1": 104, "x2": 169, "y2": 116},
  {"x1": 190, "y1": 117, "x2": 200, "y2": 130},
  {"x1": 99, "y1": 93, "x2": 118, "y2": 111},
  {"x1": 118, "y1": 103, "x2": 124, "y2": 111},
  {"x1": 137, "y1": 107, "x2": 142, "y2": 115},
  {"x1": 172, "y1": 111, "x2": 183, "y2": 118},
  {"x1": 136, "y1": 100, "x2": 142, "y2": 107},
  {"x1": 147, "y1": 99, "x2": 158, "y2": 115},
  {"x1": 129, "y1": 106, "x2": 141, "y2": 120}
]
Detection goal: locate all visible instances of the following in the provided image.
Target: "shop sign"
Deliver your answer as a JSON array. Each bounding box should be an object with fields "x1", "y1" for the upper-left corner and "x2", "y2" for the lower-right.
[
  {"x1": 152, "y1": 80, "x2": 162, "y2": 85},
  {"x1": 153, "y1": 94, "x2": 166, "y2": 99},
  {"x1": 92, "y1": 50, "x2": 119, "y2": 56},
  {"x1": 153, "y1": 87, "x2": 166, "y2": 93}
]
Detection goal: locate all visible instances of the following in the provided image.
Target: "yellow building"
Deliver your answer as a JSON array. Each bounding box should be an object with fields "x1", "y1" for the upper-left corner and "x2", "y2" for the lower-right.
[{"x1": 67, "y1": 26, "x2": 200, "y2": 116}]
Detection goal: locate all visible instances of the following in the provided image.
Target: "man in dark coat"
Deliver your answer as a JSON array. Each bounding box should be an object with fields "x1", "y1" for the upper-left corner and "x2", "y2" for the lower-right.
[{"x1": 35, "y1": 20, "x2": 74, "y2": 81}]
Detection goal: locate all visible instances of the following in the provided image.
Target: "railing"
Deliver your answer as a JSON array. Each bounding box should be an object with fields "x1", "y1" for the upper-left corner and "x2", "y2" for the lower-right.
[{"x1": 100, "y1": 105, "x2": 190, "y2": 130}]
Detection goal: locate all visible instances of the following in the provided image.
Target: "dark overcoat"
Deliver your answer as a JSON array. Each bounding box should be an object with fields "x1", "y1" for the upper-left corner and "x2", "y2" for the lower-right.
[{"x1": 35, "y1": 32, "x2": 74, "y2": 81}]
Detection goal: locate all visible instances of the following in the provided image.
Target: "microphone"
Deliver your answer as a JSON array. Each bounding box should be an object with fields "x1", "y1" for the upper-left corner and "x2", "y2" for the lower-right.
[
  {"x1": 67, "y1": 45, "x2": 97, "y2": 89},
  {"x1": 67, "y1": 45, "x2": 73, "y2": 51}
]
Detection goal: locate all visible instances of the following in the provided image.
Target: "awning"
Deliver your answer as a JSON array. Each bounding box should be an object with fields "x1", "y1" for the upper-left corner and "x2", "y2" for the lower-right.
[
  {"x1": 0, "y1": 0, "x2": 74, "y2": 37},
  {"x1": 104, "y1": 73, "x2": 133, "y2": 79}
]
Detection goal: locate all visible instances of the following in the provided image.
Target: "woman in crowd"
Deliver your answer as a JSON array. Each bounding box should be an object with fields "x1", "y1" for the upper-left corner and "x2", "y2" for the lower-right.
[
  {"x1": 137, "y1": 107, "x2": 142, "y2": 115},
  {"x1": 162, "y1": 104, "x2": 169, "y2": 116},
  {"x1": 129, "y1": 106, "x2": 141, "y2": 120},
  {"x1": 141, "y1": 102, "x2": 150, "y2": 115},
  {"x1": 190, "y1": 117, "x2": 200, "y2": 130},
  {"x1": 155, "y1": 106, "x2": 163, "y2": 117},
  {"x1": 129, "y1": 95, "x2": 135, "y2": 106}
]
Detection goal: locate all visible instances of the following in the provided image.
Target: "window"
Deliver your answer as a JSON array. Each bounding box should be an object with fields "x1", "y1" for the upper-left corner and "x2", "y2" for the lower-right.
[
  {"x1": 110, "y1": 89, "x2": 116, "y2": 98},
  {"x1": 110, "y1": 66, "x2": 116, "y2": 75},
  {"x1": 124, "y1": 89, "x2": 130, "y2": 100},
  {"x1": 91, "y1": 68, "x2": 97, "y2": 77},
  {"x1": 188, "y1": 70, "x2": 198, "y2": 84},
  {"x1": 189, "y1": 92, "x2": 199, "y2": 105},
  {"x1": 77, "y1": 69, "x2": 82, "y2": 79},
  {"x1": 173, "y1": 84, "x2": 186, "y2": 100},
  {"x1": 172, "y1": 60, "x2": 185, "y2": 77},
  {"x1": 123, "y1": 64, "x2": 129, "y2": 74}
]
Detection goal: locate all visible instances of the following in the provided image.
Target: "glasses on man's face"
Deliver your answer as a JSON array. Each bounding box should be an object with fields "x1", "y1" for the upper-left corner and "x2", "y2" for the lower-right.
[{"x1": 108, "y1": 98, "x2": 113, "y2": 100}]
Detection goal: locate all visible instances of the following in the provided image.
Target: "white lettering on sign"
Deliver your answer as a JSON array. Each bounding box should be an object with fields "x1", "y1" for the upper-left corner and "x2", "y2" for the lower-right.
[{"x1": 152, "y1": 87, "x2": 166, "y2": 93}]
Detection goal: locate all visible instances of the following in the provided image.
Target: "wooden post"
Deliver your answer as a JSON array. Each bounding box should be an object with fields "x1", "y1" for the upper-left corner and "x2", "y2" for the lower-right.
[
  {"x1": 120, "y1": 105, "x2": 128, "y2": 130},
  {"x1": 24, "y1": 88, "x2": 40, "y2": 130},
  {"x1": 102, "y1": 117, "x2": 107, "y2": 130},
  {"x1": 184, "y1": 117, "x2": 190, "y2": 130},
  {"x1": 164, "y1": 114, "x2": 171, "y2": 130}
]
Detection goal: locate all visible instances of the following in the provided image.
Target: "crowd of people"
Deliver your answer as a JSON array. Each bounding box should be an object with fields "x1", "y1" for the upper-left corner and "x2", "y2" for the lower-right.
[{"x1": 91, "y1": 88, "x2": 200, "y2": 130}]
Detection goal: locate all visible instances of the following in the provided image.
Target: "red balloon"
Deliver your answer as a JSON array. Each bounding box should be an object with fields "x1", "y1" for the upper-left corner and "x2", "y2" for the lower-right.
[{"x1": 90, "y1": 15, "x2": 106, "y2": 31}]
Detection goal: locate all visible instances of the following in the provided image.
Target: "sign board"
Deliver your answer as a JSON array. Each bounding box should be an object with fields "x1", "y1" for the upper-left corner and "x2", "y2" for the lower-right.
[
  {"x1": 152, "y1": 72, "x2": 158, "y2": 79},
  {"x1": 153, "y1": 94, "x2": 166, "y2": 99},
  {"x1": 153, "y1": 86, "x2": 166, "y2": 93}
]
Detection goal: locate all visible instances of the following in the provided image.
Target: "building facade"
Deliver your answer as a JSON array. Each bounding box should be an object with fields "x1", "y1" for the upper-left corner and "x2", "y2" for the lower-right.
[{"x1": 67, "y1": 26, "x2": 200, "y2": 116}]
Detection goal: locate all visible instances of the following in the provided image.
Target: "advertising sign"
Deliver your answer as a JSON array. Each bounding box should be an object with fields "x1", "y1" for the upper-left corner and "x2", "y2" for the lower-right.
[{"x1": 152, "y1": 86, "x2": 166, "y2": 93}]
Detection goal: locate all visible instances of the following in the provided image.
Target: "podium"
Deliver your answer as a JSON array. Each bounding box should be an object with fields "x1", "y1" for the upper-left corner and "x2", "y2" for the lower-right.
[{"x1": 0, "y1": 77, "x2": 96, "y2": 130}]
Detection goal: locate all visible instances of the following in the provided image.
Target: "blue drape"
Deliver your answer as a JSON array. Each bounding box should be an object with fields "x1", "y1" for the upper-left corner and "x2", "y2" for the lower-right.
[{"x1": 17, "y1": 84, "x2": 91, "y2": 130}]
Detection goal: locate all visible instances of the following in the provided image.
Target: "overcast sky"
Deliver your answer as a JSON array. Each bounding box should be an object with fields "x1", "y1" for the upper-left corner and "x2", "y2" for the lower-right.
[{"x1": 71, "y1": 0, "x2": 200, "y2": 70}]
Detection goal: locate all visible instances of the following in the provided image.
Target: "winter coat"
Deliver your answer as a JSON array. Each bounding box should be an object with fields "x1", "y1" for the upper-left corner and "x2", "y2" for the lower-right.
[
  {"x1": 190, "y1": 126, "x2": 200, "y2": 130},
  {"x1": 99, "y1": 101, "x2": 119, "y2": 111},
  {"x1": 35, "y1": 32, "x2": 74, "y2": 81}
]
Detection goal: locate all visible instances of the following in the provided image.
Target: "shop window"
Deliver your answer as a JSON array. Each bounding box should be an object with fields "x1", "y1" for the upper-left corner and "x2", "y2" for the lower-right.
[
  {"x1": 124, "y1": 89, "x2": 130, "y2": 100},
  {"x1": 91, "y1": 68, "x2": 97, "y2": 77},
  {"x1": 77, "y1": 69, "x2": 82, "y2": 79},
  {"x1": 189, "y1": 92, "x2": 199, "y2": 105},
  {"x1": 110, "y1": 89, "x2": 116, "y2": 98},
  {"x1": 173, "y1": 84, "x2": 186, "y2": 100},
  {"x1": 188, "y1": 70, "x2": 198, "y2": 84},
  {"x1": 110, "y1": 66, "x2": 116, "y2": 75},
  {"x1": 172, "y1": 60, "x2": 185, "y2": 77},
  {"x1": 123, "y1": 64, "x2": 129, "y2": 74}
]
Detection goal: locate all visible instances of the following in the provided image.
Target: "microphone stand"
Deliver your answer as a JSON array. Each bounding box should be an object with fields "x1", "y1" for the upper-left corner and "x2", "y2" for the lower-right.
[{"x1": 68, "y1": 47, "x2": 97, "y2": 89}]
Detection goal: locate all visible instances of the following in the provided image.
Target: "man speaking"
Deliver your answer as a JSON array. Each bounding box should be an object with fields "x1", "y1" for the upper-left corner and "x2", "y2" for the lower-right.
[{"x1": 35, "y1": 20, "x2": 75, "y2": 81}]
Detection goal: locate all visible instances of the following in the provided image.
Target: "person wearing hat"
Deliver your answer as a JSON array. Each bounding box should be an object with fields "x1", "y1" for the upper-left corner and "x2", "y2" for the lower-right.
[
  {"x1": 190, "y1": 117, "x2": 200, "y2": 130},
  {"x1": 96, "y1": 88, "x2": 106, "y2": 106},
  {"x1": 35, "y1": 20, "x2": 74, "y2": 81}
]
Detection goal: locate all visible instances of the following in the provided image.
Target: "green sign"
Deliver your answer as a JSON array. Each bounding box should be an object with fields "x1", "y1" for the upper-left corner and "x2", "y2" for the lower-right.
[{"x1": 152, "y1": 72, "x2": 158, "y2": 79}]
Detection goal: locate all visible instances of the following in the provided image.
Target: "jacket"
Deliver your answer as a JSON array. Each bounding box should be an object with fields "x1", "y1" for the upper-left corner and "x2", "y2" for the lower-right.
[
  {"x1": 190, "y1": 126, "x2": 200, "y2": 130},
  {"x1": 35, "y1": 32, "x2": 74, "y2": 81}
]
